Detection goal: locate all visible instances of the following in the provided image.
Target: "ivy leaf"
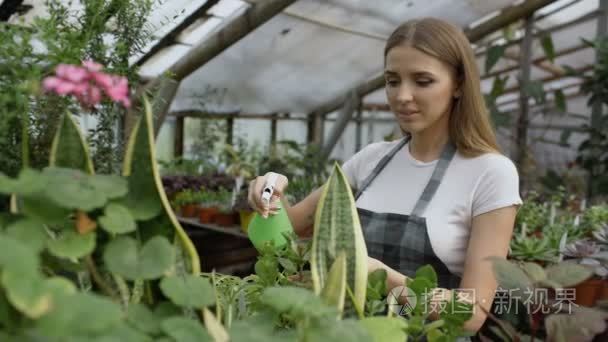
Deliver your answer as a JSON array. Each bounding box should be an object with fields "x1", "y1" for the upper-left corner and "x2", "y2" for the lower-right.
[
  {"x1": 126, "y1": 303, "x2": 162, "y2": 335},
  {"x1": 160, "y1": 275, "x2": 215, "y2": 308},
  {"x1": 2, "y1": 271, "x2": 52, "y2": 319},
  {"x1": 161, "y1": 317, "x2": 212, "y2": 342},
  {"x1": 260, "y1": 286, "x2": 338, "y2": 319},
  {"x1": 35, "y1": 293, "x2": 123, "y2": 338},
  {"x1": 0, "y1": 235, "x2": 39, "y2": 274},
  {"x1": 21, "y1": 195, "x2": 71, "y2": 225},
  {"x1": 104, "y1": 236, "x2": 174, "y2": 280},
  {"x1": 6, "y1": 218, "x2": 47, "y2": 252},
  {"x1": 89, "y1": 174, "x2": 128, "y2": 199},
  {"x1": 307, "y1": 319, "x2": 372, "y2": 342},
  {"x1": 540, "y1": 34, "x2": 555, "y2": 62},
  {"x1": 44, "y1": 168, "x2": 108, "y2": 211},
  {"x1": 359, "y1": 317, "x2": 408, "y2": 342},
  {"x1": 485, "y1": 44, "x2": 506, "y2": 73},
  {"x1": 99, "y1": 203, "x2": 136, "y2": 234},
  {"x1": 47, "y1": 231, "x2": 96, "y2": 260},
  {"x1": 0, "y1": 168, "x2": 45, "y2": 196}
]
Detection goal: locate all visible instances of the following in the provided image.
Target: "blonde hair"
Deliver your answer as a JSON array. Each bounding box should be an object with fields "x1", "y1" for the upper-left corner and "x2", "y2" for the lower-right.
[{"x1": 384, "y1": 17, "x2": 500, "y2": 157}]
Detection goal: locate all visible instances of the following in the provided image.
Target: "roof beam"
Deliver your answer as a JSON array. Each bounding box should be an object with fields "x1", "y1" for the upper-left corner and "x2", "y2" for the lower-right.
[
  {"x1": 308, "y1": 0, "x2": 557, "y2": 119},
  {"x1": 136, "y1": 0, "x2": 221, "y2": 67},
  {"x1": 143, "y1": 0, "x2": 296, "y2": 137}
]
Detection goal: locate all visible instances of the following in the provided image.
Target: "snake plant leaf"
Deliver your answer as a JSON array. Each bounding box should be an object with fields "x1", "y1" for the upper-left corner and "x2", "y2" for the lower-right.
[
  {"x1": 311, "y1": 163, "x2": 368, "y2": 313},
  {"x1": 321, "y1": 251, "x2": 347, "y2": 315},
  {"x1": 50, "y1": 112, "x2": 95, "y2": 174},
  {"x1": 203, "y1": 308, "x2": 229, "y2": 342},
  {"x1": 120, "y1": 96, "x2": 200, "y2": 276}
]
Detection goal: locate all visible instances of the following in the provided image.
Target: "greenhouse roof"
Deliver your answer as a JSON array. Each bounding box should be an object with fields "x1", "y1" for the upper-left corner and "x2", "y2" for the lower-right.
[{"x1": 2, "y1": 0, "x2": 602, "y2": 116}]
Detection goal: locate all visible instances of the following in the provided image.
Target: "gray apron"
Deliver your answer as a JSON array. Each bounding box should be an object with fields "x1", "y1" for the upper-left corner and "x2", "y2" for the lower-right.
[{"x1": 354, "y1": 136, "x2": 461, "y2": 289}]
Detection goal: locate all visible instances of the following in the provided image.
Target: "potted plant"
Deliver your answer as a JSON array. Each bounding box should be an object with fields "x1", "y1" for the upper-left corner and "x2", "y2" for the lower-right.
[
  {"x1": 198, "y1": 188, "x2": 219, "y2": 224},
  {"x1": 173, "y1": 189, "x2": 198, "y2": 218},
  {"x1": 509, "y1": 234, "x2": 559, "y2": 266},
  {"x1": 233, "y1": 187, "x2": 254, "y2": 232},
  {"x1": 561, "y1": 238, "x2": 608, "y2": 306},
  {"x1": 212, "y1": 187, "x2": 236, "y2": 227}
]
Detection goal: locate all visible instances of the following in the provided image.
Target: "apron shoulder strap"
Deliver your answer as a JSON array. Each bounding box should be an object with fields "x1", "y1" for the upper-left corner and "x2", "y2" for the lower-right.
[{"x1": 354, "y1": 136, "x2": 409, "y2": 200}]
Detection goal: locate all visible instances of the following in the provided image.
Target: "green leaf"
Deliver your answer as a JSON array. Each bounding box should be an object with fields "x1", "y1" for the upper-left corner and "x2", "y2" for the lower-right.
[
  {"x1": 522, "y1": 262, "x2": 546, "y2": 283},
  {"x1": 35, "y1": 293, "x2": 123, "y2": 337},
  {"x1": 228, "y1": 313, "x2": 285, "y2": 342},
  {"x1": 415, "y1": 265, "x2": 438, "y2": 289},
  {"x1": 89, "y1": 174, "x2": 128, "y2": 199},
  {"x1": 104, "y1": 236, "x2": 174, "y2": 280},
  {"x1": 6, "y1": 218, "x2": 47, "y2": 252},
  {"x1": 545, "y1": 262, "x2": 593, "y2": 287},
  {"x1": 540, "y1": 34, "x2": 555, "y2": 63},
  {"x1": 99, "y1": 203, "x2": 136, "y2": 234},
  {"x1": 44, "y1": 168, "x2": 107, "y2": 211},
  {"x1": 307, "y1": 319, "x2": 372, "y2": 342},
  {"x1": 2, "y1": 271, "x2": 52, "y2": 319},
  {"x1": 311, "y1": 163, "x2": 368, "y2": 312},
  {"x1": 90, "y1": 322, "x2": 153, "y2": 342},
  {"x1": 126, "y1": 303, "x2": 162, "y2": 335},
  {"x1": 21, "y1": 194, "x2": 71, "y2": 225},
  {"x1": 50, "y1": 112, "x2": 94, "y2": 174},
  {"x1": 359, "y1": 317, "x2": 408, "y2": 342},
  {"x1": 490, "y1": 75, "x2": 508, "y2": 99},
  {"x1": 487, "y1": 256, "x2": 533, "y2": 301},
  {"x1": 0, "y1": 168, "x2": 45, "y2": 196},
  {"x1": 367, "y1": 269, "x2": 388, "y2": 300},
  {"x1": 161, "y1": 317, "x2": 212, "y2": 342},
  {"x1": 545, "y1": 307, "x2": 608, "y2": 342},
  {"x1": 485, "y1": 44, "x2": 505, "y2": 73},
  {"x1": 160, "y1": 275, "x2": 215, "y2": 308},
  {"x1": 47, "y1": 231, "x2": 96, "y2": 259},
  {"x1": 554, "y1": 89, "x2": 566, "y2": 112},
  {"x1": 321, "y1": 252, "x2": 347, "y2": 314},
  {"x1": 0, "y1": 235, "x2": 39, "y2": 274},
  {"x1": 278, "y1": 257, "x2": 297, "y2": 274},
  {"x1": 260, "y1": 286, "x2": 338, "y2": 319}
]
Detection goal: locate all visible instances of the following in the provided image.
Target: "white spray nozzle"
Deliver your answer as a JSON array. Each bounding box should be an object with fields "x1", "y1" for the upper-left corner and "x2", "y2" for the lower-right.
[{"x1": 261, "y1": 172, "x2": 279, "y2": 204}]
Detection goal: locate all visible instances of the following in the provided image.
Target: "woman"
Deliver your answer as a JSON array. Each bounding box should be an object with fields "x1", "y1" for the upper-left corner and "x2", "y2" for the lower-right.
[{"x1": 248, "y1": 17, "x2": 522, "y2": 335}]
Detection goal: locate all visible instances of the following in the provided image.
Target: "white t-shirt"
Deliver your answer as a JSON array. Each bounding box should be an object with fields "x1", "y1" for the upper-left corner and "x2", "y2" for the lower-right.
[{"x1": 342, "y1": 139, "x2": 523, "y2": 276}]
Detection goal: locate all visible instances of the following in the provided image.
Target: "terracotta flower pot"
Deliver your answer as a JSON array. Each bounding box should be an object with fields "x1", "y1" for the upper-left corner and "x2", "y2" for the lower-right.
[
  {"x1": 573, "y1": 278, "x2": 604, "y2": 307},
  {"x1": 214, "y1": 212, "x2": 236, "y2": 226},
  {"x1": 199, "y1": 207, "x2": 219, "y2": 224},
  {"x1": 181, "y1": 204, "x2": 199, "y2": 218}
]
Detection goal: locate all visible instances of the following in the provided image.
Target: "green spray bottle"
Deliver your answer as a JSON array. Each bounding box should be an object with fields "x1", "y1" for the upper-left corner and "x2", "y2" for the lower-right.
[{"x1": 247, "y1": 173, "x2": 294, "y2": 250}]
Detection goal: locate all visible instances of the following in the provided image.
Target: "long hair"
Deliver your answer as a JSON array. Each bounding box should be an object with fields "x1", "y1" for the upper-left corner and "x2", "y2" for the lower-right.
[{"x1": 384, "y1": 17, "x2": 500, "y2": 157}]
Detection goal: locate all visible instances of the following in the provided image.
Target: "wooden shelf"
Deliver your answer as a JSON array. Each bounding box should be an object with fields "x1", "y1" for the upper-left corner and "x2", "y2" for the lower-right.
[{"x1": 178, "y1": 216, "x2": 249, "y2": 239}]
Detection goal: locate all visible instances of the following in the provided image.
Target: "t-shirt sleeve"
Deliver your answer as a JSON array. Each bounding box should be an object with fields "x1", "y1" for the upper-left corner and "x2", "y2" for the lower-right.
[
  {"x1": 472, "y1": 156, "x2": 523, "y2": 217},
  {"x1": 341, "y1": 150, "x2": 362, "y2": 190}
]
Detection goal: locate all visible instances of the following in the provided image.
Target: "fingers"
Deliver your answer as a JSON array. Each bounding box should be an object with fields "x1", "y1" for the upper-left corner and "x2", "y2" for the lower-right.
[{"x1": 247, "y1": 174, "x2": 287, "y2": 218}]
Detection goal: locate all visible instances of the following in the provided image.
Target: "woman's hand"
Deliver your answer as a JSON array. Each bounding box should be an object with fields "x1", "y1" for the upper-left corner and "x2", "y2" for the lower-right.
[
  {"x1": 367, "y1": 256, "x2": 385, "y2": 273},
  {"x1": 247, "y1": 172, "x2": 288, "y2": 218}
]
